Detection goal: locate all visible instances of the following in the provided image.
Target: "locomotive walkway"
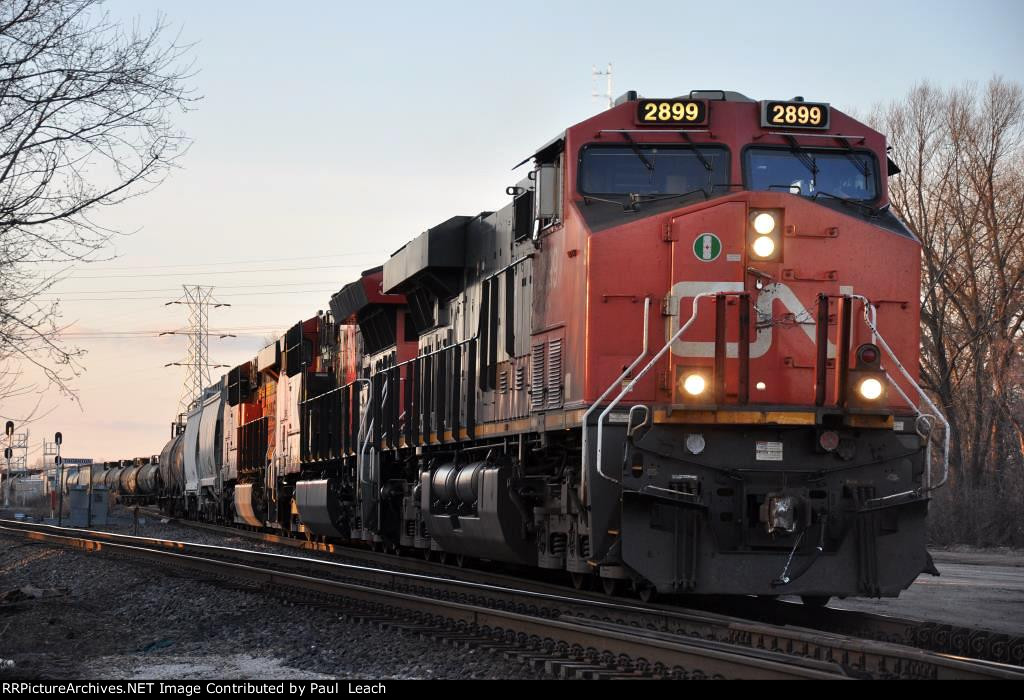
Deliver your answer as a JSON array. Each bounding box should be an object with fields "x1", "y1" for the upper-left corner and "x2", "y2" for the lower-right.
[{"x1": 1, "y1": 517, "x2": 1020, "y2": 680}]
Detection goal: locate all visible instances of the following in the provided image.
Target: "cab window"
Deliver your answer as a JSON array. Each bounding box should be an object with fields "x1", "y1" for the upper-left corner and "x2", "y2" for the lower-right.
[
  {"x1": 745, "y1": 147, "x2": 878, "y2": 201},
  {"x1": 579, "y1": 144, "x2": 730, "y2": 196}
]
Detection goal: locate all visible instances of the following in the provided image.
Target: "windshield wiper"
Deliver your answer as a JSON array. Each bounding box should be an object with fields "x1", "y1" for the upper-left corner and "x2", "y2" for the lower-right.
[
  {"x1": 581, "y1": 186, "x2": 712, "y2": 213},
  {"x1": 620, "y1": 131, "x2": 654, "y2": 171},
  {"x1": 581, "y1": 194, "x2": 638, "y2": 212},
  {"x1": 812, "y1": 190, "x2": 877, "y2": 216},
  {"x1": 835, "y1": 136, "x2": 872, "y2": 178},
  {"x1": 784, "y1": 135, "x2": 818, "y2": 178},
  {"x1": 679, "y1": 131, "x2": 713, "y2": 173},
  {"x1": 627, "y1": 186, "x2": 713, "y2": 209}
]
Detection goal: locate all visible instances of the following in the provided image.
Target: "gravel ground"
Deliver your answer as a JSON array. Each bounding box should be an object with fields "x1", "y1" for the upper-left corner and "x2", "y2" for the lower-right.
[
  {"x1": 4, "y1": 505, "x2": 394, "y2": 566},
  {"x1": 820, "y1": 551, "x2": 1024, "y2": 637},
  {"x1": 0, "y1": 514, "x2": 547, "y2": 680},
  {"x1": 4, "y1": 503, "x2": 1022, "y2": 679}
]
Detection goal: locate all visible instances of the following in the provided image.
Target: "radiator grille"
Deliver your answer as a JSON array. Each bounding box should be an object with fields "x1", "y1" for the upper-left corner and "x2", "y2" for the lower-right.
[
  {"x1": 530, "y1": 342, "x2": 545, "y2": 410},
  {"x1": 546, "y1": 338, "x2": 563, "y2": 408}
]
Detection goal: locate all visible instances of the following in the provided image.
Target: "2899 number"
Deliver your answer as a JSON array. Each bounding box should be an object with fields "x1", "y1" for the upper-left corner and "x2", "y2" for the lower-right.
[
  {"x1": 636, "y1": 99, "x2": 708, "y2": 125},
  {"x1": 762, "y1": 100, "x2": 829, "y2": 129}
]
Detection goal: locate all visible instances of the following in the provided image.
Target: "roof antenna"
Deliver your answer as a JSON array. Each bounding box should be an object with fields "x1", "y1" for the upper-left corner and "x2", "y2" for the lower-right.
[{"x1": 592, "y1": 62, "x2": 613, "y2": 111}]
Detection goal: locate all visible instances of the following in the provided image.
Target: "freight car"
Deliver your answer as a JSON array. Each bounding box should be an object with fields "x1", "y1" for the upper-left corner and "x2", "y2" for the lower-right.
[{"x1": 157, "y1": 90, "x2": 948, "y2": 604}]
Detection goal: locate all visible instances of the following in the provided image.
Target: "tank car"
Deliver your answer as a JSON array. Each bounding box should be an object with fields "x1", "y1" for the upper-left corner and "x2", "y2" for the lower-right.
[
  {"x1": 162, "y1": 89, "x2": 948, "y2": 603},
  {"x1": 119, "y1": 463, "x2": 140, "y2": 496},
  {"x1": 136, "y1": 462, "x2": 161, "y2": 497},
  {"x1": 157, "y1": 430, "x2": 185, "y2": 515},
  {"x1": 103, "y1": 464, "x2": 123, "y2": 492}
]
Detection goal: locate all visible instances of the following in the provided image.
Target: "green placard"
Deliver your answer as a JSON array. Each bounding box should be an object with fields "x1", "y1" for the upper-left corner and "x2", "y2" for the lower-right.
[{"x1": 693, "y1": 233, "x2": 721, "y2": 262}]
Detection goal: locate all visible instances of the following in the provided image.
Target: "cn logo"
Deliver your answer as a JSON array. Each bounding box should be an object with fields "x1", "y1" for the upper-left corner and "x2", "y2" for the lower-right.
[{"x1": 667, "y1": 281, "x2": 838, "y2": 358}]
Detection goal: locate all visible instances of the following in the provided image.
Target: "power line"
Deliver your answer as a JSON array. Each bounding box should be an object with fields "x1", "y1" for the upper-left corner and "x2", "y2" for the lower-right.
[
  {"x1": 68, "y1": 263, "x2": 371, "y2": 280},
  {"x1": 39, "y1": 288, "x2": 340, "y2": 302},
  {"x1": 80, "y1": 251, "x2": 380, "y2": 271},
  {"x1": 50, "y1": 280, "x2": 356, "y2": 296}
]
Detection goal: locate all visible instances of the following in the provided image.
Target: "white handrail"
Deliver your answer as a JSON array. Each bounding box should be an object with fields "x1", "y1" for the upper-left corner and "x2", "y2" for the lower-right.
[
  {"x1": 851, "y1": 295, "x2": 949, "y2": 490},
  {"x1": 580, "y1": 298, "x2": 650, "y2": 501},
  {"x1": 354, "y1": 378, "x2": 373, "y2": 485},
  {"x1": 595, "y1": 292, "x2": 716, "y2": 484}
]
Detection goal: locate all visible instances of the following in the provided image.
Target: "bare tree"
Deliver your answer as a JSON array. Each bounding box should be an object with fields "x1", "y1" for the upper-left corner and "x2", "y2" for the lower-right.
[
  {"x1": 874, "y1": 78, "x2": 1024, "y2": 545},
  {"x1": 0, "y1": 0, "x2": 194, "y2": 411}
]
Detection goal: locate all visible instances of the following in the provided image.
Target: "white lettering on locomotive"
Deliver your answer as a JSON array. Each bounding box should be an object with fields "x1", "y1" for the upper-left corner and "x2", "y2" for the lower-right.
[{"x1": 666, "y1": 281, "x2": 839, "y2": 358}]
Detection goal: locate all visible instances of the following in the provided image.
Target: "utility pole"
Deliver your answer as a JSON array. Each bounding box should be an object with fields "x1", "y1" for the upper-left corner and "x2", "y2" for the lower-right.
[
  {"x1": 44, "y1": 438, "x2": 57, "y2": 518},
  {"x1": 55, "y1": 432, "x2": 63, "y2": 527},
  {"x1": 4, "y1": 421, "x2": 13, "y2": 508},
  {"x1": 592, "y1": 62, "x2": 613, "y2": 110},
  {"x1": 163, "y1": 285, "x2": 231, "y2": 414}
]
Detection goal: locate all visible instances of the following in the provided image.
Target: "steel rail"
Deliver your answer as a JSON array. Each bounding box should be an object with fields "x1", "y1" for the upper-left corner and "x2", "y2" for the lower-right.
[
  {"x1": 0, "y1": 521, "x2": 846, "y2": 680},
  {"x1": 130, "y1": 508, "x2": 1024, "y2": 669},
  {"x1": 3, "y1": 518, "x2": 1020, "y2": 680}
]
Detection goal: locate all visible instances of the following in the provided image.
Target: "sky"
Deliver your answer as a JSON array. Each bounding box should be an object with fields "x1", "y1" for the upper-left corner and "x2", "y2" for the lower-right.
[{"x1": 3, "y1": 0, "x2": 1023, "y2": 462}]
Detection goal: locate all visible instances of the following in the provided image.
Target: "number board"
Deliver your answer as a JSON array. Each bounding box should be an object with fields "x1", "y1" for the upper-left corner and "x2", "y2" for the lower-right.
[
  {"x1": 636, "y1": 99, "x2": 708, "y2": 126},
  {"x1": 761, "y1": 100, "x2": 830, "y2": 129}
]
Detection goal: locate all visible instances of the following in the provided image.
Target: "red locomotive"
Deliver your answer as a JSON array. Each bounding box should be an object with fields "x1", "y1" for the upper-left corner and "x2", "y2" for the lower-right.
[{"x1": 159, "y1": 90, "x2": 948, "y2": 604}]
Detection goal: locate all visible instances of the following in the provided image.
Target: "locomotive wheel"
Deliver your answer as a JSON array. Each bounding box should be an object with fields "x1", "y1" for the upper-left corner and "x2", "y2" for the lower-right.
[
  {"x1": 454, "y1": 553, "x2": 467, "y2": 568},
  {"x1": 801, "y1": 595, "x2": 831, "y2": 608},
  {"x1": 637, "y1": 582, "x2": 657, "y2": 604},
  {"x1": 601, "y1": 577, "x2": 621, "y2": 597},
  {"x1": 422, "y1": 548, "x2": 434, "y2": 562},
  {"x1": 569, "y1": 572, "x2": 590, "y2": 591},
  {"x1": 439, "y1": 551, "x2": 451, "y2": 565}
]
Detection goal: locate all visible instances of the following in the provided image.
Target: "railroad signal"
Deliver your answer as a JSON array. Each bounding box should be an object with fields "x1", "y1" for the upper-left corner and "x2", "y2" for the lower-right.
[
  {"x1": 3, "y1": 448, "x2": 11, "y2": 459},
  {"x1": 5, "y1": 421, "x2": 13, "y2": 436},
  {"x1": 55, "y1": 431, "x2": 62, "y2": 446}
]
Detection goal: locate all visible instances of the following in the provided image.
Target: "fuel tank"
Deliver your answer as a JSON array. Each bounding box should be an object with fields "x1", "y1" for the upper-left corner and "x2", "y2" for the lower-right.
[{"x1": 295, "y1": 479, "x2": 350, "y2": 538}]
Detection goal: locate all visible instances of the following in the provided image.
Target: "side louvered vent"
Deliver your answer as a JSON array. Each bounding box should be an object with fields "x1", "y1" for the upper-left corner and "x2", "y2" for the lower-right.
[
  {"x1": 515, "y1": 365, "x2": 525, "y2": 391},
  {"x1": 530, "y1": 342, "x2": 545, "y2": 410},
  {"x1": 498, "y1": 370, "x2": 509, "y2": 395},
  {"x1": 546, "y1": 338, "x2": 563, "y2": 408}
]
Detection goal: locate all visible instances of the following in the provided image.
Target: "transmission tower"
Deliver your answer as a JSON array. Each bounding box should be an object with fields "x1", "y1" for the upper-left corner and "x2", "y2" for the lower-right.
[{"x1": 163, "y1": 285, "x2": 231, "y2": 414}]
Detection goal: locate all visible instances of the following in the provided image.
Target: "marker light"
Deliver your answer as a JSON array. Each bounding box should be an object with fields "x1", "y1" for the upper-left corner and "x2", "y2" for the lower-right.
[
  {"x1": 753, "y1": 212, "x2": 777, "y2": 235},
  {"x1": 858, "y1": 377, "x2": 883, "y2": 400},
  {"x1": 752, "y1": 235, "x2": 776, "y2": 258},
  {"x1": 858, "y1": 345, "x2": 879, "y2": 365},
  {"x1": 683, "y1": 374, "x2": 707, "y2": 396},
  {"x1": 819, "y1": 430, "x2": 840, "y2": 452}
]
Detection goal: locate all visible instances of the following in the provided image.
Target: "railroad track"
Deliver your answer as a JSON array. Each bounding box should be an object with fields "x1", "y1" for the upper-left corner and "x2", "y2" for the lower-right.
[
  {"x1": 3, "y1": 518, "x2": 1021, "y2": 680},
  {"x1": 134, "y1": 507, "x2": 1024, "y2": 668},
  {"x1": 1, "y1": 518, "x2": 840, "y2": 680}
]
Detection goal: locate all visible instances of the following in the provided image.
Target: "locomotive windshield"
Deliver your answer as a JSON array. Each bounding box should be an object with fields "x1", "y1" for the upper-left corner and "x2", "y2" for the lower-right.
[
  {"x1": 578, "y1": 145, "x2": 729, "y2": 196},
  {"x1": 745, "y1": 147, "x2": 878, "y2": 201}
]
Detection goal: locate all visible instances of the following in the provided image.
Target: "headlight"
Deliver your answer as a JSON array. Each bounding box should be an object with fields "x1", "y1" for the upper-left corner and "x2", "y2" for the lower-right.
[
  {"x1": 683, "y1": 374, "x2": 706, "y2": 396},
  {"x1": 753, "y1": 212, "x2": 776, "y2": 235},
  {"x1": 858, "y1": 377, "x2": 883, "y2": 400},
  {"x1": 751, "y1": 235, "x2": 776, "y2": 258}
]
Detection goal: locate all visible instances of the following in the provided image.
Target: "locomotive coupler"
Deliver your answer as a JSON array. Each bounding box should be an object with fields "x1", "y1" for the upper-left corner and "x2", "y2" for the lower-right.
[{"x1": 772, "y1": 516, "x2": 827, "y2": 587}]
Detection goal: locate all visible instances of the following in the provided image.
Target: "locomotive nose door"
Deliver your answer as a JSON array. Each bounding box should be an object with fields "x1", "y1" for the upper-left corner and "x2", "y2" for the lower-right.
[{"x1": 666, "y1": 202, "x2": 748, "y2": 403}]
